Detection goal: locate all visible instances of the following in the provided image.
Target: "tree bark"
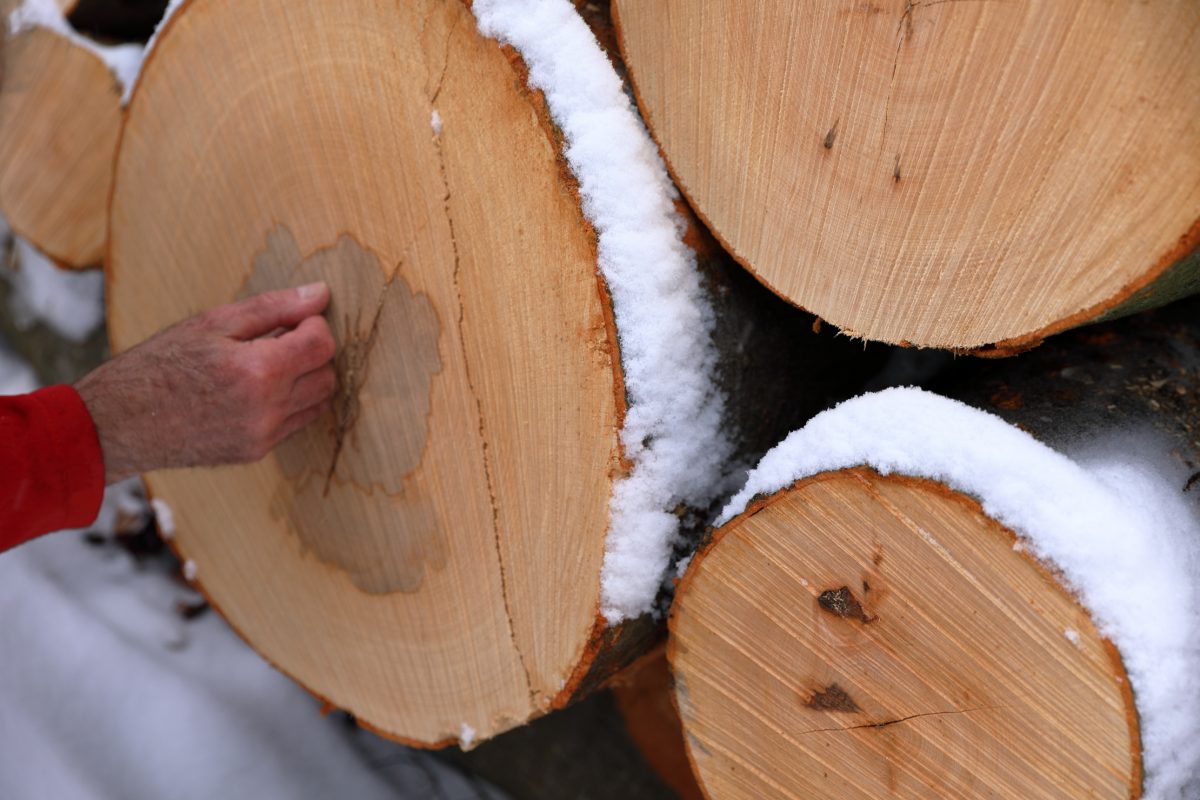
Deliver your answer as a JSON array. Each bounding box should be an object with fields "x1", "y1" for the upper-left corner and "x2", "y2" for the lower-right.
[
  {"x1": 609, "y1": 647, "x2": 704, "y2": 800},
  {"x1": 438, "y1": 688, "x2": 678, "y2": 800}
]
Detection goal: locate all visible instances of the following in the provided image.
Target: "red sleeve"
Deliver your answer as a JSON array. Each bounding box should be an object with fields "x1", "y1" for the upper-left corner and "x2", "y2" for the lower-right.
[{"x1": 1, "y1": 385, "x2": 105, "y2": 553}]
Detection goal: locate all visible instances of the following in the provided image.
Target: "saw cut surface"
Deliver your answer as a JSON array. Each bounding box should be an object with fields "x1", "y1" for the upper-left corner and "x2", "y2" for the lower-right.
[
  {"x1": 0, "y1": 26, "x2": 122, "y2": 266},
  {"x1": 108, "y1": 0, "x2": 621, "y2": 744},
  {"x1": 614, "y1": 0, "x2": 1200, "y2": 349},
  {"x1": 671, "y1": 469, "x2": 1139, "y2": 799}
]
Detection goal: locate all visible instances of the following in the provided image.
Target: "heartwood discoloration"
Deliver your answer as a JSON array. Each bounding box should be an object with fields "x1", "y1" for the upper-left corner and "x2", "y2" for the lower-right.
[
  {"x1": 247, "y1": 224, "x2": 446, "y2": 594},
  {"x1": 818, "y1": 585, "x2": 877, "y2": 624},
  {"x1": 804, "y1": 683, "x2": 862, "y2": 713}
]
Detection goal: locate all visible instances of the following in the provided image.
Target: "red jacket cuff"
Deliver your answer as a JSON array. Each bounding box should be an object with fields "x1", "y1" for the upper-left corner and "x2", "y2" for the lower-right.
[
  {"x1": 33, "y1": 385, "x2": 106, "y2": 529},
  {"x1": 1, "y1": 385, "x2": 106, "y2": 551}
]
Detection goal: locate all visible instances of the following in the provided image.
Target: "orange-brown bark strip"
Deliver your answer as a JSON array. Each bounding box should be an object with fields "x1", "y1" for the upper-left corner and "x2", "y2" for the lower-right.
[{"x1": 609, "y1": 646, "x2": 707, "y2": 800}]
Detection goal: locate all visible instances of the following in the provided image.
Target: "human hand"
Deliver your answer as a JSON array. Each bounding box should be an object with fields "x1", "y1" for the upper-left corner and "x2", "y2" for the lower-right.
[{"x1": 76, "y1": 283, "x2": 337, "y2": 484}]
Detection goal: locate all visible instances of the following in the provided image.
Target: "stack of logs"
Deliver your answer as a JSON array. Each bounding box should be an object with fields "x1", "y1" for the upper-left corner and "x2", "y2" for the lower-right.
[{"x1": 2, "y1": 0, "x2": 1197, "y2": 797}]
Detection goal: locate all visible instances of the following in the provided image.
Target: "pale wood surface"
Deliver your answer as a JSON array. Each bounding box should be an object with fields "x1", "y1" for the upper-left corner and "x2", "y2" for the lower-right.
[
  {"x1": 108, "y1": 0, "x2": 620, "y2": 745},
  {"x1": 0, "y1": 26, "x2": 121, "y2": 267},
  {"x1": 671, "y1": 469, "x2": 1138, "y2": 799},
  {"x1": 614, "y1": 0, "x2": 1200, "y2": 350}
]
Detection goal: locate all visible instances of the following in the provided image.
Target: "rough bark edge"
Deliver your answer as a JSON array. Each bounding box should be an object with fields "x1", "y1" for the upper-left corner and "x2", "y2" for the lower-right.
[
  {"x1": 610, "y1": 2, "x2": 1200, "y2": 357},
  {"x1": 440, "y1": 686, "x2": 677, "y2": 800},
  {"x1": 609, "y1": 644, "x2": 706, "y2": 800},
  {"x1": 109, "y1": 0, "x2": 650, "y2": 747},
  {"x1": 669, "y1": 468, "x2": 1144, "y2": 800}
]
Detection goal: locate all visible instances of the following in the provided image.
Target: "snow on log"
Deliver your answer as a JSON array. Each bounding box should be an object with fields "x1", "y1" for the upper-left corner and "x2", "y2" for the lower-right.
[
  {"x1": 612, "y1": 1, "x2": 1200, "y2": 352},
  {"x1": 671, "y1": 303, "x2": 1200, "y2": 799},
  {"x1": 105, "y1": 0, "x2": 872, "y2": 747},
  {"x1": 0, "y1": 1, "x2": 138, "y2": 267},
  {"x1": 0, "y1": 0, "x2": 75, "y2": 18}
]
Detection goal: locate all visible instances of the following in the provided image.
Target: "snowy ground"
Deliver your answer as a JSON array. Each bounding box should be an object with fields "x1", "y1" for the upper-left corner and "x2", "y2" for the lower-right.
[{"x1": 0, "y1": 236, "x2": 506, "y2": 800}]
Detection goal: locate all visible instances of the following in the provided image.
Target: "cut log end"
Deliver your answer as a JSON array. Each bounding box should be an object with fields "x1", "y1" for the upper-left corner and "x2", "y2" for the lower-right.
[
  {"x1": 671, "y1": 468, "x2": 1140, "y2": 800},
  {"x1": 614, "y1": 0, "x2": 1200, "y2": 349},
  {"x1": 0, "y1": 25, "x2": 121, "y2": 267},
  {"x1": 109, "y1": 0, "x2": 622, "y2": 746}
]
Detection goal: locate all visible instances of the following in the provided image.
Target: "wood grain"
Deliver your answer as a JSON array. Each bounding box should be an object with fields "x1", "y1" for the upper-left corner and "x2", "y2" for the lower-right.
[
  {"x1": 671, "y1": 468, "x2": 1139, "y2": 799},
  {"x1": 0, "y1": 26, "x2": 121, "y2": 267},
  {"x1": 108, "y1": 0, "x2": 620, "y2": 745},
  {"x1": 614, "y1": 0, "x2": 1200, "y2": 350}
]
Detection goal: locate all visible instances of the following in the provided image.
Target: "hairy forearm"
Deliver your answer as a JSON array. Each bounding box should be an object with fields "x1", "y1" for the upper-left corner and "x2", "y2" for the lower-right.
[{"x1": 75, "y1": 283, "x2": 336, "y2": 483}]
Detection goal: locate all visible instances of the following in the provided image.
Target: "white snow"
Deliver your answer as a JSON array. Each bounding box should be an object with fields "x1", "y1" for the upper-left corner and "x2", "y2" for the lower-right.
[
  {"x1": 0, "y1": 534, "x2": 506, "y2": 799},
  {"x1": 7, "y1": 0, "x2": 187, "y2": 106},
  {"x1": 717, "y1": 387, "x2": 1200, "y2": 799},
  {"x1": 7, "y1": 0, "x2": 142, "y2": 96},
  {"x1": 0, "y1": 338, "x2": 37, "y2": 394},
  {"x1": 431, "y1": 108, "x2": 443, "y2": 137},
  {"x1": 471, "y1": 0, "x2": 733, "y2": 622},
  {"x1": 459, "y1": 722, "x2": 476, "y2": 749},
  {"x1": 182, "y1": 558, "x2": 198, "y2": 582},
  {"x1": 151, "y1": 497, "x2": 176, "y2": 539},
  {"x1": 6, "y1": 237, "x2": 104, "y2": 343},
  {"x1": 1064, "y1": 628, "x2": 1082, "y2": 647}
]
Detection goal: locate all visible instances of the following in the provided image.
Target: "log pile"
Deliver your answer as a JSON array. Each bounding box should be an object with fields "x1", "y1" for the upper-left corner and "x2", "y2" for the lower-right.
[
  {"x1": 104, "y1": 0, "x2": 880, "y2": 747},
  {"x1": 4, "y1": 0, "x2": 1198, "y2": 797}
]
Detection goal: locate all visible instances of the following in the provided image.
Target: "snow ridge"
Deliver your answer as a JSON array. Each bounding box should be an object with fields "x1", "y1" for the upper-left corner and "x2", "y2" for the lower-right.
[
  {"x1": 719, "y1": 387, "x2": 1200, "y2": 799},
  {"x1": 471, "y1": 0, "x2": 733, "y2": 622}
]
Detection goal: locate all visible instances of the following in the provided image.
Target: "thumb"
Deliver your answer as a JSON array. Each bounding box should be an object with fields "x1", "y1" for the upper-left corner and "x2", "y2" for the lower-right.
[{"x1": 211, "y1": 283, "x2": 330, "y2": 340}]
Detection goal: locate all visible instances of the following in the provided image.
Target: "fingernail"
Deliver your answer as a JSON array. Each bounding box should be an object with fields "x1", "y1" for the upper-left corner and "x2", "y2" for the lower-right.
[{"x1": 297, "y1": 281, "x2": 325, "y2": 299}]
